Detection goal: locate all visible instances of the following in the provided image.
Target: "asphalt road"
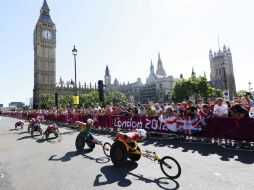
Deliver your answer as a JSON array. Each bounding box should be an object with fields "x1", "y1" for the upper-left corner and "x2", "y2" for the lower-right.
[{"x1": 0, "y1": 116, "x2": 254, "y2": 190}]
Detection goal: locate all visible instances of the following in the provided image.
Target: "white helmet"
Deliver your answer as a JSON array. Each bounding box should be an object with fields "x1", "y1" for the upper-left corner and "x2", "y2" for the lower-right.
[
  {"x1": 136, "y1": 129, "x2": 147, "y2": 139},
  {"x1": 87, "y1": 118, "x2": 94, "y2": 126}
]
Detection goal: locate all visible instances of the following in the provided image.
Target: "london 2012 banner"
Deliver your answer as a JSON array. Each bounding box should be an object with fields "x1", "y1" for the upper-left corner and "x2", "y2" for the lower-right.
[{"x1": 108, "y1": 115, "x2": 205, "y2": 135}]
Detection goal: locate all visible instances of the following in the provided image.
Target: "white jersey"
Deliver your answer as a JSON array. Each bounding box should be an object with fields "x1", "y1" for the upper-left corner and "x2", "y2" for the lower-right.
[{"x1": 213, "y1": 104, "x2": 228, "y2": 116}]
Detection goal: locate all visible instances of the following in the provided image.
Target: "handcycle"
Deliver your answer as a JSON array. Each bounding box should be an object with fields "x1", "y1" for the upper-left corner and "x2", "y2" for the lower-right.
[
  {"x1": 42, "y1": 123, "x2": 62, "y2": 142},
  {"x1": 75, "y1": 132, "x2": 111, "y2": 157},
  {"x1": 30, "y1": 120, "x2": 43, "y2": 137},
  {"x1": 109, "y1": 138, "x2": 181, "y2": 179},
  {"x1": 14, "y1": 121, "x2": 24, "y2": 130}
]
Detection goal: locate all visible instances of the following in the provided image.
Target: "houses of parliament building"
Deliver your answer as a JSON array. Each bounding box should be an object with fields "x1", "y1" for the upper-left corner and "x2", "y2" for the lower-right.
[{"x1": 33, "y1": 0, "x2": 236, "y2": 107}]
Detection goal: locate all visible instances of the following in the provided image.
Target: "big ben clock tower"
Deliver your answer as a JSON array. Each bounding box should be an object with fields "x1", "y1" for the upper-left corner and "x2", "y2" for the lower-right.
[{"x1": 33, "y1": 0, "x2": 56, "y2": 108}]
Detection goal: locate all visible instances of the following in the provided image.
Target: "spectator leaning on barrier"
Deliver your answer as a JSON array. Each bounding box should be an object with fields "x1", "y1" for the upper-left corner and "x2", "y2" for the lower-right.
[
  {"x1": 225, "y1": 101, "x2": 233, "y2": 117},
  {"x1": 213, "y1": 97, "x2": 228, "y2": 118},
  {"x1": 244, "y1": 92, "x2": 254, "y2": 108}
]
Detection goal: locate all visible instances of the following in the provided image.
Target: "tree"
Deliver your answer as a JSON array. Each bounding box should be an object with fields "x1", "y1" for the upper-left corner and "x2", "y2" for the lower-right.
[
  {"x1": 236, "y1": 90, "x2": 246, "y2": 98},
  {"x1": 104, "y1": 91, "x2": 127, "y2": 105},
  {"x1": 172, "y1": 77, "x2": 222, "y2": 103},
  {"x1": 79, "y1": 91, "x2": 99, "y2": 107},
  {"x1": 41, "y1": 93, "x2": 54, "y2": 109}
]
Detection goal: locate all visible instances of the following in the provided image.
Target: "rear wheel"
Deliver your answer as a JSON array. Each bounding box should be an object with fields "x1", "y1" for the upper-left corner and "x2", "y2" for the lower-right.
[
  {"x1": 159, "y1": 156, "x2": 181, "y2": 179},
  {"x1": 31, "y1": 127, "x2": 34, "y2": 137},
  {"x1": 45, "y1": 132, "x2": 49, "y2": 140},
  {"x1": 110, "y1": 141, "x2": 128, "y2": 167},
  {"x1": 75, "y1": 133, "x2": 85, "y2": 153},
  {"x1": 103, "y1": 142, "x2": 111, "y2": 157},
  {"x1": 39, "y1": 128, "x2": 43, "y2": 135}
]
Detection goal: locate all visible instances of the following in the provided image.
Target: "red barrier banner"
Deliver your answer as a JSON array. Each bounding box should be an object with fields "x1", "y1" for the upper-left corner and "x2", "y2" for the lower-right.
[{"x1": 1, "y1": 112, "x2": 254, "y2": 141}]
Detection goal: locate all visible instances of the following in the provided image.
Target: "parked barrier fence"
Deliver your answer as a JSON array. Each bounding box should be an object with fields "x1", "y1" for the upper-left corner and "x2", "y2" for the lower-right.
[{"x1": 1, "y1": 112, "x2": 254, "y2": 142}]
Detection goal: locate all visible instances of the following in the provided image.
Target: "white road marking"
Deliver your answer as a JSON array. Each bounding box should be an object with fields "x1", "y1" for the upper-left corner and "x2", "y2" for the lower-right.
[{"x1": 214, "y1": 173, "x2": 220, "y2": 176}]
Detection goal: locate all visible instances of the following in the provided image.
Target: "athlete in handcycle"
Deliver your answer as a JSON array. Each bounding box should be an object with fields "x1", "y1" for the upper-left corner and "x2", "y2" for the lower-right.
[
  {"x1": 110, "y1": 128, "x2": 181, "y2": 179},
  {"x1": 26, "y1": 118, "x2": 43, "y2": 137},
  {"x1": 74, "y1": 118, "x2": 110, "y2": 157}
]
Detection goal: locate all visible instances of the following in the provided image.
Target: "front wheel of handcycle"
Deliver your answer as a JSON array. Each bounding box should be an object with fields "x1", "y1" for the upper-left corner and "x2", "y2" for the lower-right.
[
  {"x1": 159, "y1": 156, "x2": 181, "y2": 179},
  {"x1": 102, "y1": 142, "x2": 111, "y2": 157},
  {"x1": 54, "y1": 130, "x2": 62, "y2": 142}
]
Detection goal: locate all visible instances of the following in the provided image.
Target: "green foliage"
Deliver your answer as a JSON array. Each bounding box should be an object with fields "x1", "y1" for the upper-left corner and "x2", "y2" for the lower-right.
[
  {"x1": 41, "y1": 90, "x2": 127, "y2": 108},
  {"x1": 236, "y1": 90, "x2": 246, "y2": 98},
  {"x1": 172, "y1": 77, "x2": 223, "y2": 103},
  {"x1": 79, "y1": 91, "x2": 99, "y2": 107},
  {"x1": 104, "y1": 91, "x2": 127, "y2": 105}
]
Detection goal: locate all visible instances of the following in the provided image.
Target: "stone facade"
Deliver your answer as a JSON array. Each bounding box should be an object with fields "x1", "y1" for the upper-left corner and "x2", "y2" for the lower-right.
[
  {"x1": 209, "y1": 45, "x2": 236, "y2": 98},
  {"x1": 105, "y1": 53, "x2": 178, "y2": 103},
  {"x1": 33, "y1": 1, "x2": 96, "y2": 108},
  {"x1": 33, "y1": 0, "x2": 56, "y2": 107}
]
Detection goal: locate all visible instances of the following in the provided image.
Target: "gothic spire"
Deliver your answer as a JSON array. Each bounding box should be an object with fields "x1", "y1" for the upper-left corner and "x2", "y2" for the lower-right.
[
  {"x1": 39, "y1": 0, "x2": 53, "y2": 23},
  {"x1": 191, "y1": 67, "x2": 196, "y2": 78},
  {"x1": 43, "y1": 0, "x2": 49, "y2": 9},
  {"x1": 150, "y1": 60, "x2": 154, "y2": 74},
  {"x1": 156, "y1": 52, "x2": 167, "y2": 76},
  {"x1": 105, "y1": 65, "x2": 110, "y2": 76}
]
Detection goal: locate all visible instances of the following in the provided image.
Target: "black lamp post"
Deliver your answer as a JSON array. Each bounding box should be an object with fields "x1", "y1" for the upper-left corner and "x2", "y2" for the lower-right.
[
  {"x1": 248, "y1": 81, "x2": 252, "y2": 94},
  {"x1": 72, "y1": 45, "x2": 78, "y2": 96}
]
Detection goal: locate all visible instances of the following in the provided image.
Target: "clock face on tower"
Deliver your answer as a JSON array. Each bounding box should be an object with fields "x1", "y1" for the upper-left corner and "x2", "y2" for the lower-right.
[{"x1": 42, "y1": 30, "x2": 52, "y2": 40}]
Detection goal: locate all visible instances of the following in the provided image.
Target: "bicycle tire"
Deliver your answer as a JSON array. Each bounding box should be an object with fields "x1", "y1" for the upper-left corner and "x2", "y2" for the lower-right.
[
  {"x1": 57, "y1": 130, "x2": 62, "y2": 142},
  {"x1": 159, "y1": 156, "x2": 181, "y2": 179},
  {"x1": 103, "y1": 142, "x2": 111, "y2": 157}
]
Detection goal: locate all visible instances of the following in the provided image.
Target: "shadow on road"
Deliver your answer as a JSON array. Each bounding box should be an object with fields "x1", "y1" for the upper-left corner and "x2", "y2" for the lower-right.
[
  {"x1": 17, "y1": 135, "x2": 37, "y2": 140},
  {"x1": 59, "y1": 131, "x2": 76, "y2": 136},
  {"x1": 143, "y1": 137, "x2": 254, "y2": 164},
  {"x1": 48, "y1": 149, "x2": 109, "y2": 163},
  {"x1": 36, "y1": 136, "x2": 59, "y2": 144},
  {"x1": 48, "y1": 150, "x2": 91, "y2": 162},
  {"x1": 93, "y1": 161, "x2": 138, "y2": 187},
  {"x1": 128, "y1": 173, "x2": 180, "y2": 190}
]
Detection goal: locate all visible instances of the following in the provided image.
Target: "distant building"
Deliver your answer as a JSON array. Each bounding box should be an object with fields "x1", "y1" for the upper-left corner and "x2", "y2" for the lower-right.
[
  {"x1": 9, "y1": 102, "x2": 25, "y2": 109},
  {"x1": 0, "y1": 104, "x2": 3, "y2": 108},
  {"x1": 105, "y1": 53, "x2": 178, "y2": 103},
  {"x1": 209, "y1": 44, "x2": 236, "y2": 98}
]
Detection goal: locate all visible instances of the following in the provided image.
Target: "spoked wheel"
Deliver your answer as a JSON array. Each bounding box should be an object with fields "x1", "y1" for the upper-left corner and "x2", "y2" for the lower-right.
[
  {"x1": 75, "y1": 133, "x2": 85, "y2": 153},
  {"x1": 103, "y1": 142, "x2": 111, "y2": 157},
  {"x1": 110, "y1": 141, "x2": 128, "y2": 167},
  {"x1": 159, "y1": 156, "x2": 181, "y2": 179},
  {"x1": 55, "y1": 130, "x2": 62, "y2": 142}
]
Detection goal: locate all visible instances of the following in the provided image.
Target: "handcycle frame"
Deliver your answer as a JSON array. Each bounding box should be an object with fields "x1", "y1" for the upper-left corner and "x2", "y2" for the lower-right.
[{"x1": 109, "y1": 138, "x2": 181, "y2": 179}]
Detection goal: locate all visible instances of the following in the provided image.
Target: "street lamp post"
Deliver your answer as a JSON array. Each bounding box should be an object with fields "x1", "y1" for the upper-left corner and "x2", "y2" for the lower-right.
[
  {"x1": 72, "y1": 45, "x2": 78, "y2": 96},
  {"x1": 248, "y1": 81, "x2": 252, "y2": 94}
]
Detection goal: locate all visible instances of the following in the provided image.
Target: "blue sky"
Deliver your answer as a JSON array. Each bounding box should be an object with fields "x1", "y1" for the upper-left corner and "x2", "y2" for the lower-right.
[{"x1": 0, "y1": 0, "x2": 254, "y2": 106}]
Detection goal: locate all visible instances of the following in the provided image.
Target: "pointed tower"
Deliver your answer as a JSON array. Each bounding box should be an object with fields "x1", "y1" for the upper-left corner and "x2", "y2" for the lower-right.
[
  {"x1": 180, "y1": 73, "x2": 183, "y2": 79},
  {"x1": 104, "y1": 65, "x2": 111, "y2": 86},
  {"x1": 150, "y1": 60, "x2": 155, "y2": 74},
  {"x1": 146, "y1": 60, "x2": 157, "y2": 84},
  {"x1": 33, "y1": 0, "x2": 56, "y2": 108},
  {"x1": 191, "y1": 67, "x2": 196, "y2": 78},
  {"x1": 209, "y1": 43, "x2": 236, "y2": 98},
  {"x1": 156, "y1": 52, "x2": 167, "y2": 76}
]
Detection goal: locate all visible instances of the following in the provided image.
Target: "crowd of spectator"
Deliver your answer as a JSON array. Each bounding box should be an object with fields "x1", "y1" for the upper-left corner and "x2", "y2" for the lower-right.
[{"x1": 2, "y1": 92, "x2": 254, "y2": 121}]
